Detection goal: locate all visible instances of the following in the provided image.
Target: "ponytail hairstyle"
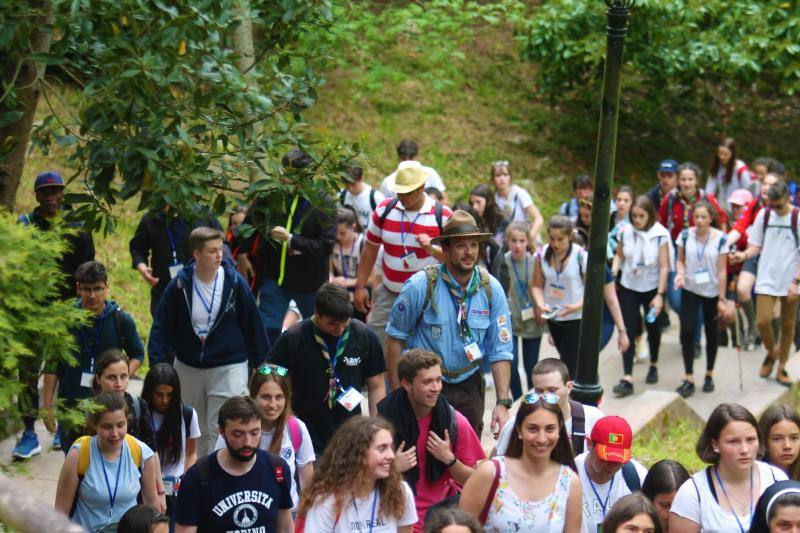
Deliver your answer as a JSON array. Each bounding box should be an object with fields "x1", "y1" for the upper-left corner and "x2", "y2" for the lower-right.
[
  {"x1": 91, "y1": 349, "x2": 129, "y2": 395},
  {"x1": 504, "y1": 221, "x2": 531, "y2": 244},
  {"x1": 692, "y1": 200, "x2": 719, "y2": 229},
  {"x1": 142, "y1": 364, "x2": 184, "y2": 468},
  {"x1": 710, "y1": 137, "x2": 737, "y2": 185},
  {"x1": 544, "y1": 215, "x2": 574, "y2": 265},
  {"x1": 249, "y1": 366, "x2": 293, "y2": 456},
  {"x1": 87, "y1": 391, "x2": 129, "y2": 432}
]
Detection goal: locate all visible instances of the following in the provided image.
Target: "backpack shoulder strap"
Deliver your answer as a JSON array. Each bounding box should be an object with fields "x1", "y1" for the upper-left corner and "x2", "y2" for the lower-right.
[
  {"x1": 792, "y1": 207, "x2": 799, "y2": 248},
  {"x1": 181, "y1": 404, "x2": 193, "y2": 436},
  {"x1": 477, "y1": 265, "x2": 493, "y2": 303},
  {"x1": 338, "y1": 189, "x2": 346, "y2": 205},
  {"x1": 287, "y1": 416, "x2": 302, "y2": 453},
  {"x1": 423, "y1": 265, "x2": 440, "y2": 314},
  {"x1": 264, "y1": 451, "x2": 287, "y2": 486},
  {"x1": 434, "y1": 201, "x2": 444, "y2": 233},
  {"x1": 369, "y1": 188, "x2": 377, "y2": 211},
  {"x1": 621, "y1": 462, "x2": 641, "y2": 492},
  {"x1": 479, "y1": 459, "x2": 501, "y2": 524},
  {"x1": 568, "y1": 400, "x2": 586, "y2": 455},
  {"x1": 764, "y1": 206, "x2": 772, "y2": 228},
  {"x1": 114, "y1": 309, "x2": 128, "y2": 353},
  {"x1": 76, "y1": 436, "x2": 92, "y2": 476},
  {"x1": 124, "y1": 434, "x2": 143, "y2": 469},
  {"x1": 378, "y1": 198, "x2": 400, "y2": 228}
]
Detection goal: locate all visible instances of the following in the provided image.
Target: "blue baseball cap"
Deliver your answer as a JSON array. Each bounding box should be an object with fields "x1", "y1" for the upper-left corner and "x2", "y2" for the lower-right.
[
  {"x1": 34, "y1": 171, "x2": 65, "y2": 190},
  {"x1": 657, "y1": 159, "x2": 679, "y2": 174}
]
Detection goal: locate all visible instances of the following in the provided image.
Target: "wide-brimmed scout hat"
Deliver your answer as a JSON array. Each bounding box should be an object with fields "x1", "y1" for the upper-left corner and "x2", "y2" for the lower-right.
[
  {"x1": 389, "y1": 165, "x2": 428, "y2": 194},
  {"x1": 430, "y1": 209, "x2": 493, "y2": 245}
]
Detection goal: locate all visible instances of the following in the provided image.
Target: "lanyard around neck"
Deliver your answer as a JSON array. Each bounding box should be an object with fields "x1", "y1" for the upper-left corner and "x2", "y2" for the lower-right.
[
  {"x1": 715, "y1": 466, "x2": 754, "y2": 533},
  {"x1": 97, "y1": 437, "x2": 124, "y2": 518},
  {"x1": 585, "y1": 461, "x2": 615, "y2": 519},
  {"x1": 352, "y1": 488, "x2": 378, "y2": 533},
  {"x1": 193, "y1": 269, "x2": 220, "y2": 328}
]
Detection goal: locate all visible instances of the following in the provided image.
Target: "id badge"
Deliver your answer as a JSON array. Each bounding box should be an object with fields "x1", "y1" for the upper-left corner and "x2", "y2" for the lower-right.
[
  {"x1": 694, "y1": 269, "x2": 711, "y2": 284},
  {"x1": 337, "y1": 386, "x2": 364, "y2": 412},
  {"x1": 402, "y1": 251, "x2": 417, "y2": 269},
  {"x1": 464, "y1": 341, "x2": 483, "y2": 362},
  {"x1": 549, "y1": 284, "x2": 565, "y2": 300},
  {"x1": 80, "y1": 372, "x2": 93, "y2": 389},
  {"x1": 520, "y1": 306, "x2": 535, "y2": 322},
  {"x1": 168, "y1": 263, "x2": 184, "y2": 279}
]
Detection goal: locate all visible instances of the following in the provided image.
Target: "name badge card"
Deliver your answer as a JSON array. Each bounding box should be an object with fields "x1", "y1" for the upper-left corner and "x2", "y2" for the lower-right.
[
  {"x1": 80, "y1": 372, "x2": 93, "y2": 389},
  {"x1": 464, "y1": 341, "x2": 483, "y2": 361},
  {"x1": 337, "y1": 386, "x2": 364, "y2": 412},
  {"x1": 402, "y1": 251, "x2": 417, "y2": 269},
  {"x1": 168, "y1": 263, "x2": 184, "y2": 279},
  {"x1": 694, "y1": 269, "x2": 711, "y2": 285},
  {"x1": 520, "y1": 305, "x2": 535, "y2": 322},
  {"x1": 549, "y1": 284, "x2": 565, "y2": 300}
]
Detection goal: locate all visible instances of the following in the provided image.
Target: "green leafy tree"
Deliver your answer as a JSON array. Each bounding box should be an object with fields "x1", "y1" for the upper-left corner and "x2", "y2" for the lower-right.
[
  {"x1": 0, "y1": 214, "x2": 88, "y2": 440},
  {"x1": 2, "y1": 0, "x2": 356, "y2": 232},
  {"x1": 516, "y1": 0, "x2": 800, "y2": 178}
]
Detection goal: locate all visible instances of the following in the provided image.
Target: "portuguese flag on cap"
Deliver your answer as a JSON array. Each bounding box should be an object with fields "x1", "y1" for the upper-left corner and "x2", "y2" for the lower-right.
[{"x1": 608, "y1": 433, "x2": 625, "y2": 445}]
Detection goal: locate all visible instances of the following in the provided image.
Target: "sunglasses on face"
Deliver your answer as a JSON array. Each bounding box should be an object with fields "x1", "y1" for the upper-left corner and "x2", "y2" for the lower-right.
[
  {"x1": 523, "y1": 392, "x2": 559, "y2": 405},
  {"x1": 257, "y1": 364, "x2": 288, "y2": 377}
]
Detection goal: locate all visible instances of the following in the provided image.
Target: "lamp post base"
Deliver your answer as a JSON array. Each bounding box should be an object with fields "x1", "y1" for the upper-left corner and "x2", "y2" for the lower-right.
[{"x1": 571, "y1": 380, "x2": 604, "y2": 407}]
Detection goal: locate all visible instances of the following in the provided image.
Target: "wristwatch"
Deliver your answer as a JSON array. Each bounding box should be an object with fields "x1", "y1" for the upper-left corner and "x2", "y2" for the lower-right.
[{"x1": 497, "y1": 398, "x2": 513, "y2": 409}]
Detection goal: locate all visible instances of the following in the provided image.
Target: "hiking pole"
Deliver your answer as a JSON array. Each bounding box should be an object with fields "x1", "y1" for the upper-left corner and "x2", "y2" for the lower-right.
[{"x1": 735, "y1": 303, "x2": 743, "y2": 392}]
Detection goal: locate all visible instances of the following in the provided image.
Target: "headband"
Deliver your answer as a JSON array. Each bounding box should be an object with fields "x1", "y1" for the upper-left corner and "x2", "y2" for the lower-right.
[{"x1": 767, "y1": 487, "x2": 800, "y2": 521}]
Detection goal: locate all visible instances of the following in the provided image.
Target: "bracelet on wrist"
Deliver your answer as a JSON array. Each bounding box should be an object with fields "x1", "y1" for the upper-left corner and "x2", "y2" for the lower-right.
[{"x1": 445, "y1": 455, "x2": 457, "y2": 468}]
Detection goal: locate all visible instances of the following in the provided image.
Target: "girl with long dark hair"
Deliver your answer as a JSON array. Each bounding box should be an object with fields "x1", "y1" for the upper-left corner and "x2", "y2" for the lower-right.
[
  {"x1": 759, "y1": 404, "x2": 800, "y2": 481},
  {"x1": 459, "y1": 394, "x2": 583, "y2": 532},
  {"x1": 469, "y1": 184, "x2": 510, "y2": 248},
  {"x1": 706, "y1": 137, "x2": 752, "y2": 210},
  {"x1": 642, "y1": 460, "x2": 691, "y2": 531}
]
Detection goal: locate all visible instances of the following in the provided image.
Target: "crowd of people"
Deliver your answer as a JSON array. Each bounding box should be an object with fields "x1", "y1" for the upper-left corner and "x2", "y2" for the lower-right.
[{"x1": 11, "y1": 137, "x2": 800, "y2": 532}]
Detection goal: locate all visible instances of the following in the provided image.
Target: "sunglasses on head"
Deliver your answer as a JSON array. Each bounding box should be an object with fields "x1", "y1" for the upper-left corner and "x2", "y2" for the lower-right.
[
  {"x1": 257, "y1": 364, "x2": 288, "y2": 377},
  {"x1": 492, "y1": 160, "x2": 509, "y2": 166},
  {"x1": 579, "y1": 198, "x2": 593, "y2": 208},
  {"x1": 523, "y1": 392, "x2": 559, "y2": 405}
]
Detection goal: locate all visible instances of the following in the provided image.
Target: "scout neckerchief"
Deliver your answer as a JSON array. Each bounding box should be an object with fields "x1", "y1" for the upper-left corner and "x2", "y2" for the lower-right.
[
  {"x1": 440, "y1": 265, "x2": 481, "y2": 342},
  {"x1": 311, "y1": 317, "x2": 351, "y2": 409},
  {"x1": 277, "y1": 195, "x2": 300, "y2": 286},
  {"x1": 679, "y1": 190, "x2": 702, "y2": 235}
]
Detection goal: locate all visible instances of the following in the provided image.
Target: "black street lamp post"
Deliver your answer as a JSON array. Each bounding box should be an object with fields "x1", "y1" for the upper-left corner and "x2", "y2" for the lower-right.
[{"x1": 571, "y1": 0, "x2": 635, "y2": 406}]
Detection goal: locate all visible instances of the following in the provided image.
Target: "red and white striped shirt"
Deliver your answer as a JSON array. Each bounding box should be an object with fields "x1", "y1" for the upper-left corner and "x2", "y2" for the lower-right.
[{"x1": 366, "y1": 195, "x2": 452, "y2": 293}]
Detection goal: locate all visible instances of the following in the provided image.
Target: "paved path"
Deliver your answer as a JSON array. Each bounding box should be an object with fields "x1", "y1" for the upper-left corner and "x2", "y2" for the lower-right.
[{"x1": 3, "y1": 311, "x2": 798, "y2": 511}]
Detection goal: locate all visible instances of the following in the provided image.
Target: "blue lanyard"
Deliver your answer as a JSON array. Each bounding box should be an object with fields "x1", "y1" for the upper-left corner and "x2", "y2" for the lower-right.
[
  {"x1": 193, "y1": 271, "x2": 219, "y2": 328},
  {"x1": 352, "y1": 488, "x2": 378, "y2": 533},
  {"x1": 97, "y1": 437, "x2": 124, "y2": 517},
  {"x1": 400, "y1": 210, "x2": 423, "y2": 255},
  {"x1": 714, "y1": 466, "x2": 753, "y2": 533},
  {"x1": 165, "y1": 218, "x2": 184, "y2": 265},
  {"x1": 585, "y1": 462, "x2": 614, "y2": 519},
  {"x1": 339, "y1": 237, "x2": 357, "y2": 279},
  {"x1": 80, "y1": 312, "x2": 107, "y2": 372},
  {"x1": 694, "y1": 230, "x2": 709, "y2": 265},
  {"x1": 511, "y1": 255, "x2": 530, "y2": 303},
  {"x1": 553, "y1": 244, "x2": 572, "y2": 286}
]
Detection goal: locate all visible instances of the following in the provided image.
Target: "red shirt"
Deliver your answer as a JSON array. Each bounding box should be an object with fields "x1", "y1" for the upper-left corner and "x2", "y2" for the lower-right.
[
  {"x1": 733, "y1": 198, "x2": 763, "y2": 238},
  {"x1": 659, "y1": 190, "x2": 729, "y2": 241}
]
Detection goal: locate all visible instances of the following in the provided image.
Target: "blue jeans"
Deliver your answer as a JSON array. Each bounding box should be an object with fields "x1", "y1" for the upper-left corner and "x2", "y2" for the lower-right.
[
  {"x1": 510, "y1": 335, "x2": 543, "y2": 399},
  {"x1": 257, "y1": 278, "x2": 317, "y2": 345}
]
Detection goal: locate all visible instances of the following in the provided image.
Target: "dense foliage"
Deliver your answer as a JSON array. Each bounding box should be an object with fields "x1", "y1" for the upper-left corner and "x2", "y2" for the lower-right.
[{"x1": 0, "y1": 214, "x2": 88, "y2": 439}]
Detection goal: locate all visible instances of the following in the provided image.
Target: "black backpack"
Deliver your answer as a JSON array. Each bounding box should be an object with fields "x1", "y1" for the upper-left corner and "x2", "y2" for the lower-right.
[
  {"x1": 377, "y1": 197, "x2": 445, "y2": 234},
  {"x1": 339, "y1": 188, "x2": 378, "y2": 212}
]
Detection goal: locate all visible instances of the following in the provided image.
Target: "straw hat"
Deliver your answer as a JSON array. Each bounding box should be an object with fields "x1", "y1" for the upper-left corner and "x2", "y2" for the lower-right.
[{"x1": 389, "y1": 166, "x2": 428, "y2": 194}]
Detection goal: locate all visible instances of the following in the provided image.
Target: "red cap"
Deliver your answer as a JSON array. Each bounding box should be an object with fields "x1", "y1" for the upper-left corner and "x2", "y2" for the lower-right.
[{"x1": 590, "y1": 416, "x2": 632, "y2": 463}]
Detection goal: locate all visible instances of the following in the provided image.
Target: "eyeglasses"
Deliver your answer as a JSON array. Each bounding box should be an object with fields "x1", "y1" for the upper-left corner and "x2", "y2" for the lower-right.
[
  {"x1": 523, "y1": 392, "x2": 559, "y2": 405},
  {"x1": 257, "y1": 364, "x2": 288, "y2": 376},
  {"x1": 491, "y1": 160, "x2": 509, "y2": 166},
  {"x1": 78, "y1": 285, "x2": 107, "y2": 294}
]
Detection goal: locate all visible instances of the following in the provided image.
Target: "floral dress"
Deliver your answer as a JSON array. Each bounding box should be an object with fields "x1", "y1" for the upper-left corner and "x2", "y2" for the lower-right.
[{"x1": 484, "y1": 457, "x2": 572, "y2": 532}]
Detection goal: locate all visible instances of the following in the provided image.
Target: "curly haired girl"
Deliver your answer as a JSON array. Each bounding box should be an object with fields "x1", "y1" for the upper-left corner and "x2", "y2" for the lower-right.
[{"x1": 297, "y1": 416, "x2": 418, "y2": 531}]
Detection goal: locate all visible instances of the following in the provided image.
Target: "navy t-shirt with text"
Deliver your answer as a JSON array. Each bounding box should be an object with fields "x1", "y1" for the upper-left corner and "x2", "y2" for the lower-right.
[{"x1": 175, "y1": 449, "x2": 292, "y2": 533}]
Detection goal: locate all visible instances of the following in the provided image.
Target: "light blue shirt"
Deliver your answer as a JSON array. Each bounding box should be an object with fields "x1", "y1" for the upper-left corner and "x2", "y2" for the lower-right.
[
  {"x1": 386, "y1": 266, "x2": 513, "y2": 383},
  {"x1": 72, "y1": 435, "x2": 154, "y2": 532}
]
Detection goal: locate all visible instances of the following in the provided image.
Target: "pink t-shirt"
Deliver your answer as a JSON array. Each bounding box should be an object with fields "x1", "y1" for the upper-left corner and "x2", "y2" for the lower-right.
[{"x1": 413, "y1": 410, "x2": 485, "y2": 531}]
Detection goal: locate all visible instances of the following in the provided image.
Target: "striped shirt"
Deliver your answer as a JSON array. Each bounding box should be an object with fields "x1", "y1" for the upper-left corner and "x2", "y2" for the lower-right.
[{"x1": 366, "y1": 195, "x2": 452, "y2": 293}]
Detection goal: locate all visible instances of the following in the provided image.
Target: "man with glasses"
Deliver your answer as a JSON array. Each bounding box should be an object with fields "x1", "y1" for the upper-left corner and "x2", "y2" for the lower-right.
[
  {"x1": 377, "y1": 348, "x2": 484, "y2": 529},
  {"x1": 41, "y1": 261, "x2": 145, "y2": 453},
  {"x1": 148, "y1": 227, "x2": 269, "y2": 455},
  {"x1": 731, "y1": 179, "x2": 800, "y2": 386},
  {"x1": 268, "y1": 283, "x2": 386, "y2": 452},
  {"x1": 14, "y1": 171, "x2": 96, "y2": 459}
]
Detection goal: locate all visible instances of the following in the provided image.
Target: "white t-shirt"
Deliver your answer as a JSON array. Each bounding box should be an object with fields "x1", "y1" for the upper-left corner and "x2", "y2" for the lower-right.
[
  {"x1": 538, "y1": 244, "x2": 587, "y2": 322},
  {"x1": 214, "y1": 417, "x2": 315, "y2": 508},
  {"x1": 191, "y1": 267, "x2": 223, "y2": 339},
  {"x1": 151, "y1": 408, "x2": 201, "y2": 479},
  {"x1": 705, "y1": 159, "x2": 751, "y2": 210},
  {"x1": 341, "y1": 185, "x2": 385, "y2": 230},
  {"x1": 670, "y1": 461, "x2": 787, "y2": 532},
  {"x1": 303, "y1": 481, "x2": 417, "y2": 532},
  {"x1": 495, "y1": 402, "x2": 604, "y2": 456},
  {"x1": 619, "y1": 222, "x2": 670, "y2": 293},
  {"x1": 495, "y1": 184, "x2": 534, "y2": 223},
  {"x1": 748, "y1": 208, "x2": 800, "y2": 296},
  {"x1": 575, "y1": 452, "x2": 648, "y2": 532},
  {"x1": 679, "y1": 227, "x2": 728, "y2": 298},
  {"x1": 380, "y1": 161, "x2": 446, "y2": 197}
]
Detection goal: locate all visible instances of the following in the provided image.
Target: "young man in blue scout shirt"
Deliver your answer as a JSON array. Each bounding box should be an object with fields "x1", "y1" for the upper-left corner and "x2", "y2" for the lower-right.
[
  {"x1": 42, "y1": 261, "x2": 145, "y2": 453},
  {"x1": 385, "y1": 210, "x2": 514, "y2": 437}
]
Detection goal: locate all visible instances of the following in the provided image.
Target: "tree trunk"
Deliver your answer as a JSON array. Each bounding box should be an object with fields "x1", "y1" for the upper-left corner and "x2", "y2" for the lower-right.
[{"x1": 0, "y1": 0, "x2": 54, "y2": 210}]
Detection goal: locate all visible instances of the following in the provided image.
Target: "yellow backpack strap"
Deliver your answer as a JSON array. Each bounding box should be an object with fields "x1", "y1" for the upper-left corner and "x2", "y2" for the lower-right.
[
  {"x1": 125, "y1": 434, "x2": 143, "y2": 469},
  {"x1": 76, "y1": 436, "x2": 92, "y2": 476}
]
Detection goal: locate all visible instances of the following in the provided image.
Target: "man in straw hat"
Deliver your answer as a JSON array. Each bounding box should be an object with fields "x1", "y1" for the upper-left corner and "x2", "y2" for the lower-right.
[
  {"x1": 385, "y1": 209, "x2": 513, "y2": 436},
  {"x1": 354, "y1": 165, "x2": 451, "y2": 349}
]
